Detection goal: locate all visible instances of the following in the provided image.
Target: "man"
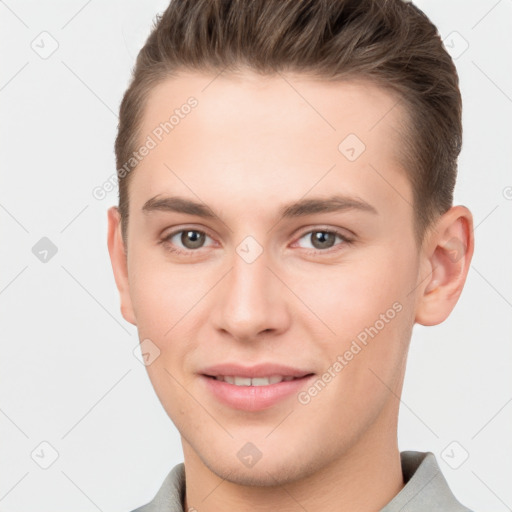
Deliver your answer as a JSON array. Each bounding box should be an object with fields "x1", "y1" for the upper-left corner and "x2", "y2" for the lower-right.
[{"x1": 107, "y1": 0, "x2": 475, "y2": 510}]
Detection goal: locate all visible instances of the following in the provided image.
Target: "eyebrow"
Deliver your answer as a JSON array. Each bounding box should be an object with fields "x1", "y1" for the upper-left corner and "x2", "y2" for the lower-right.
[
  {"x1": 142, "y1": 195, "x2": 216, "y2": 217},
  {"x1": 141, "y1": 194, "x2": 378, "y2": 219}
]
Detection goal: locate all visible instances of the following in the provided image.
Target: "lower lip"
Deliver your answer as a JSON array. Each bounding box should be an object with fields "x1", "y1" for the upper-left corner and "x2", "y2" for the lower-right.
[{"x1": 200, "y1": 374, "x2": 315, "y2": 411}]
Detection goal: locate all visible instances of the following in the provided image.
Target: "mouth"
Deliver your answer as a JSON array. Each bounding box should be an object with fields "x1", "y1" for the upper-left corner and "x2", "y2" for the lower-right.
[
  {"x1": 203, "y1": 374, "x2": 311, "y2": 386},
  {"x1": 199, "y1": 364, "x2": 315, "y2": 411}
]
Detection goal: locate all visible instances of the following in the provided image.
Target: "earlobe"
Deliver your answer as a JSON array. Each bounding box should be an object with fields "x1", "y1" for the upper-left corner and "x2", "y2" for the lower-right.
[
  {"x1": 415, "y1": 206, "x2": 474, "y2": 326},
  {"x1": 107, "y1": 206, "x2": 137, "y2": 326}
]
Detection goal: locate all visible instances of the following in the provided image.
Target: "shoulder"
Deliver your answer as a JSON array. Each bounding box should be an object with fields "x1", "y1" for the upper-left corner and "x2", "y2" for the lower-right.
[
  {"x1": 380, "y1": 451, "x2": 475, "y2": 512},
  {"x1": 129, "y1": 463, "x2": 186, "y2": 512}
]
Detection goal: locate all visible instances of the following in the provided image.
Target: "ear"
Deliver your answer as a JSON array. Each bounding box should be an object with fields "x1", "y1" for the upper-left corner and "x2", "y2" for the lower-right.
[
  {"x1": 107, "y1": 206, "x2": 137, "y2": 326},
  {"x1": 415, "y1": 205, "x2": 474, "y2": 326}
]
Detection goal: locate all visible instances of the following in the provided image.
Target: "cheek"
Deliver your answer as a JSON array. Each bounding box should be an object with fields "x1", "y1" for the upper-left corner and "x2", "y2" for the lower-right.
[
  {"x1": 295, "y1": 251, "x2": 414, "y2": 338},
  {"x1": 128, "y1": 250, "x2": 210, "y2": 336},
  {"x1": 338, "y1": 253, "x2": 415, "y2": 383},
  {"x1": 128, "y1": 255, "x2": 201, "y2": 416},
  {"x1": 291, "y1": 246, "x2": 417, "y2": 404},
  {"x1": 128, "y1": 253, "x2": 214, "y2": 391}
]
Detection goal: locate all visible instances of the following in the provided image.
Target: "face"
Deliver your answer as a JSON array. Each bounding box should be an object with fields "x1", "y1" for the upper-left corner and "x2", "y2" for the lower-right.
[{"x1": 111, "y1": 71, "x2": 425, "y2": 485}]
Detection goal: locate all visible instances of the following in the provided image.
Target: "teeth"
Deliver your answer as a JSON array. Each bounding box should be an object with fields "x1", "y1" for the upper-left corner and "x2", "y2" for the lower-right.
[
  {"x1": 214, "y1": 375, "x2": 298, "y2": 386},
  {"x1": 234, "y1": 376, "x2": 252, "y2": 386}
]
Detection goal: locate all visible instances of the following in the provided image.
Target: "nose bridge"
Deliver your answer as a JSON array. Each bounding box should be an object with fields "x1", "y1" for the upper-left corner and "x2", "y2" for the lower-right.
[{"x1": 213, "y1": 242, "x2": 288, "y2": 340}]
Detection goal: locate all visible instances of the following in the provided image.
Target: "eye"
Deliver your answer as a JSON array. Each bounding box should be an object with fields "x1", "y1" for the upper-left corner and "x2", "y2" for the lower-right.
[
  {"x1": 295, "y1": 229, "x2": 350, "y2": 251},
  {"x1": 161, "y1": 229, "x2": 215, "y2": 253}
]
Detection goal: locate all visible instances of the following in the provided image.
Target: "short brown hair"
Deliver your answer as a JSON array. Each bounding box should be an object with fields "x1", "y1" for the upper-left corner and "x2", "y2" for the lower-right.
[{"x1": 115, "y1": 0, "x2": 462, "y2": 246}]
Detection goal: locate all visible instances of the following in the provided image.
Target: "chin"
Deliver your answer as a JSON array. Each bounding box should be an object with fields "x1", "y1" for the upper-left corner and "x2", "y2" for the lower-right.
[{"x1": 200, "y1": 449, "x2": 322, "y2": 488}]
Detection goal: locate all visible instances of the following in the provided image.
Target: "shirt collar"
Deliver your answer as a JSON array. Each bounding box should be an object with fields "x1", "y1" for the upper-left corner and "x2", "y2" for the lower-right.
[
  {"x1": 135, "y1": 451, "x2": 471, "y2": 512},
  {"x1": 380, "y1": 451, "x2": 472, "y2": 511}
]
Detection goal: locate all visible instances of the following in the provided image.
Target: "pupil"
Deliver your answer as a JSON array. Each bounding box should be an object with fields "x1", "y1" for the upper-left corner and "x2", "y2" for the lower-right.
[
  {"x1": 182, "y1": 230, "x2": 205, "y2": 249},
  {"x1": 311, "y1": 231, "x2": 335, "y2": 249}
]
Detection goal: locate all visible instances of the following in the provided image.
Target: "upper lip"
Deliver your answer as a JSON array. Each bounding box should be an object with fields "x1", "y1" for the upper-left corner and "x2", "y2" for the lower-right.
[{"x1": 200, "y1": 363, "x2": 314, "y2": 379}]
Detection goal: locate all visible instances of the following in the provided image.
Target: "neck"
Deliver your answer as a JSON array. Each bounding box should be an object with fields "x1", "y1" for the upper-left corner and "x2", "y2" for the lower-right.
[{"x1": 182, "y1": 403, "x2": 404, "y2": 512}]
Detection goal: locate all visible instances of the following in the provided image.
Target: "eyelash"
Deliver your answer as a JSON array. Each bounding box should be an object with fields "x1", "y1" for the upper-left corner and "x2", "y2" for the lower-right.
[{"x1": 159, "y1": 227, "x2": 353, "y2": 256}]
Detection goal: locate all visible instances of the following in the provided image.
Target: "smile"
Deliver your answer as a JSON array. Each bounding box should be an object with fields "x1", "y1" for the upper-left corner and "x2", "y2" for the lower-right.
[
  {"x1": 209, "y1": 375, "x2": 300, "y2": 386},
  {"x1": 201, "y1": 372, "x2": 315, "y2": 411}
]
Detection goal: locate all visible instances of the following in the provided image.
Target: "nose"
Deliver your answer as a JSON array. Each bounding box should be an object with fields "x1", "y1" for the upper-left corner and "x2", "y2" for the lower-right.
[{"x1": 211, "y1": 244, "x2": 291, "y2": 342}]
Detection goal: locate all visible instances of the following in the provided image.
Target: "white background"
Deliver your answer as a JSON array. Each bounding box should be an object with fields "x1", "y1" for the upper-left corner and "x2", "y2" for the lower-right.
[{"x1": 1, "y1": 0, "x2": 511, "y2": 510}]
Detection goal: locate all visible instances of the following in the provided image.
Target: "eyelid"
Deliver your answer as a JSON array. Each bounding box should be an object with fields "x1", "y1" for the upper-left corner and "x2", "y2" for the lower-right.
[
  {"x1": 299, "y1": 223, "x2": 352, "y2": 235},
  {"x1": 161, "y1": 224, "x2": 214, "y2": 240},
  {"x1": 293, "y1": 225, "x2": 354, "y2": 241}
]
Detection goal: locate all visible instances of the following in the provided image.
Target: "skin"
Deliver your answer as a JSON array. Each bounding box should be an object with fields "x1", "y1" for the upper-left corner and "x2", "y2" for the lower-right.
[{"x1": 107, "y1": 70, "x2": 474, "y2": 512}]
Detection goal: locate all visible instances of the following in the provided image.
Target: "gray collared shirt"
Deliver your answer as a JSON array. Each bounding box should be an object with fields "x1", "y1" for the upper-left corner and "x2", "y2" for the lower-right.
[{"x1": 131, "y1": 451, "x2": 474, "y2": 511}]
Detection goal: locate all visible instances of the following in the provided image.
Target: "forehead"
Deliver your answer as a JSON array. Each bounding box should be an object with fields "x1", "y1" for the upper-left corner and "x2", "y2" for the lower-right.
[
  {"x1": 141, "y1": 70, "x2": 406, "y2": 148},
  {"x1": 130, "y1": 70, "x2": 411, "y2": 218}
]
